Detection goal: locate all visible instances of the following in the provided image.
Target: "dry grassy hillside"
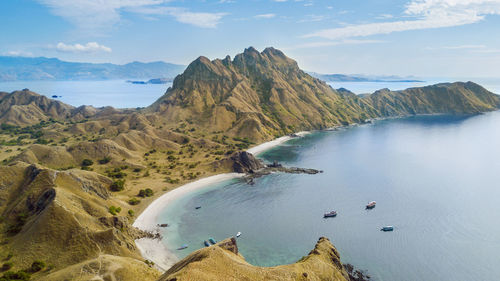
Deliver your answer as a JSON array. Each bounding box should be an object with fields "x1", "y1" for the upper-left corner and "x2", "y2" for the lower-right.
[
  {"x1": 0, "y1": 47, "x2": 497, "y2": 280},
  {"x1": 159, "y1": 237, "x2": 350, "y2": 281}
]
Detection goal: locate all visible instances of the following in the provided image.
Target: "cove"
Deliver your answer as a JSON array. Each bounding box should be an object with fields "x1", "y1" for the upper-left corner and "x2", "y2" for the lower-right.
[{"x1": 157, "y1": 112, "x2": 500, "y2": 281}]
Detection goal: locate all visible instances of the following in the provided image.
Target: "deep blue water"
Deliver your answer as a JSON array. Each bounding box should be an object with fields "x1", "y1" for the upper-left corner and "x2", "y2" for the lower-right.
[
  {"x1": 0, "y1": 80, "x2": 171, "y2": 108},
  {"x1": 158, "y1": 112, "x2": 500, "y2": 281}
]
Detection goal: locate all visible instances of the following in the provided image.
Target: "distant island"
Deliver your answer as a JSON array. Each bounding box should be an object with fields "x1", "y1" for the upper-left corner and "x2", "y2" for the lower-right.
[
  {"x1": 0, "y1": 56, "x2": 185, "y2": 81},
  {"x1": 126, "y1": 78, "x2": 173, "y2": 85},
  {"x1": 308, "y1": 72, "x2": 424, "y2": 82}
]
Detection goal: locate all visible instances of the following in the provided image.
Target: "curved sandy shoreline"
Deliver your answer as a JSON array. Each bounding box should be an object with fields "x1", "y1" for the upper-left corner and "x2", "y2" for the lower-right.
[
  {"x1": 133, "y1": 132, "x2": 309, "y2": 272},
  {"x1": 133, "y1": 173, "x2": 244, "y2": 271}
]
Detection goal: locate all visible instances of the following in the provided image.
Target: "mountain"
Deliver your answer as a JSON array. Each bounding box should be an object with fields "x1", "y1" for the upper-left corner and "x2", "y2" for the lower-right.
[
  {"x1": 148, "y1": 47, "x2": 499, "y2": 141},
  {"x1": 159, "y1": 237, "x2": 351, "y2": 281},
  {"x1": 309, "y1": 72, "x2": 423, "y2": 82},
  {"x1": 0, "y1": 56, "x2": 186, "y2": 81},
  {"x1": 0, "y1": 47, "x2": 498, "y2": 281}
]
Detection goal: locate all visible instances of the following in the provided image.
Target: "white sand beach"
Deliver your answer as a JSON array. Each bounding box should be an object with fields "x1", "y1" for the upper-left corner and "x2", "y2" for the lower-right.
[
  {"x1": 133, "y1": 132, "x2": 309, "y2": 272},
  {"x1": 246, "y1": 131, "x2": 310, "y2": 156},
  {"x1": 133, "y1": 173, "x2": 244, "y2": 271}
]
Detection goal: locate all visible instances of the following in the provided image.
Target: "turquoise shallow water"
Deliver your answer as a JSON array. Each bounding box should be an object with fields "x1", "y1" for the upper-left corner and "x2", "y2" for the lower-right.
[{"x1": 158, "y1": 112, "x2": 500, "y2": 281}]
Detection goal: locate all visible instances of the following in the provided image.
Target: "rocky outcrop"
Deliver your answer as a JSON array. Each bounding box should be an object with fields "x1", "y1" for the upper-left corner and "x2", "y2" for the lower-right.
[
  {"x1": 230, "y1": 151, "x2": 265, "y2": 173},
  {"x1": 159, "y1": 236, "x2": 350, "y2": 281}
]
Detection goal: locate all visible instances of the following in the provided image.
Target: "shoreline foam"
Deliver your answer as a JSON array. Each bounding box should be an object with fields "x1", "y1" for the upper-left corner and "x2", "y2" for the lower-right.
[{"x1": 133, "y1": 132, "x2": 309, "y2": 272}]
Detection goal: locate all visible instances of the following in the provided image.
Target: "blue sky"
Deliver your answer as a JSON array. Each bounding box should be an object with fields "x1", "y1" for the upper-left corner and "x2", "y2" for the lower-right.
[{"x1": 1, "y1": 0, "x2": 500, "y2": 77}]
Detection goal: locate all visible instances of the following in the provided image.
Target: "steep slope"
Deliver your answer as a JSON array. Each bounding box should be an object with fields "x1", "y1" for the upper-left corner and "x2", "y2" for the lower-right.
[
  {"x1": 148, "y1": 47, "x2": 379, "y2": 141},
  {"x1": 0, "y1": 162, "x2": 159, "y2": 279},
  {"x1": 365, "y1": 82, "x2": 500, "y2": 116},
  {"x1": 148, "y1": 47, "x2": 499, "y2": 142},
  {"x1": 159, "y1": 237, "x2": 350, "y2": 281}
]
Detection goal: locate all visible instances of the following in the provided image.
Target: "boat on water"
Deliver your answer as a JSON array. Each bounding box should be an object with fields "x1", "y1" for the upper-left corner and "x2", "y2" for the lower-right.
[
  {"x1": 236, "y1": 232, "x2": 241, "y2": 238},
  {"x1": 366, "y1": 201, "x2": 376, "y2": 209},
  {"x1": 323, "y1": 211, "x2": 337, "y2": 218},
  {"x1": 177, "y1": 244, "x2": 189, "y2": 250},
  {"x1": 208, "y1": 238, "x2": 217, "y2": 244},
  {"x1": 381, "y1": 226, "x2": 394, "y2": 232},
  {"x1": 195, "y1": 206, "x2": 201, "y2": 209},
  {"x1": 203, "y1": 240, "x2": 210, "y2": 247}
]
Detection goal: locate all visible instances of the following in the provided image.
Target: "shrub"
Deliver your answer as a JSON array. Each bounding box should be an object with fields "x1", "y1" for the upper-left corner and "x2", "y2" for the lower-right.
[
  {"x1": 110, "y1": 180, "x2": 125, "y2": 192},
  {"x1": 1, "y1": 262, "x2": 13, "y2": 271},
  {"x1": 81, "y1": 159, "x2": 93, "y2": 167},
  {"x1": 108, "y1": 206, "x2": 121, "y2": 216},
  {"x1": 30, "y1": 260, "x2": 45, "y2": 272},
  {"x1": 128, "y1": 210, "x2": 134, "y2": 217},
  {"x1": 98, "y1": 157, "x2": 111, "y2": 164},
  {"x1": 138, "y1": 188, "x2": 154, "y2": 198},
  {"x1": 133, "y1": 168, "x2": 142, "y2": 173},
  {"x1": 1, "y1": 270, "x2": 31, "y2": 280},
  {"x1": 128, "y1": 198, "x2": 141, "y2": 205}
]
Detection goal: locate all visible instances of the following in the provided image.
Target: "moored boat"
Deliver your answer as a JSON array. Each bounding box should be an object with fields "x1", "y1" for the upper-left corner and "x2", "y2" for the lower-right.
[
  {"x1": 209, "y1": 237, "x2": 217, "y2": 244},
  {"x1": 323, "y1": 211, "x2": 337, "y2": 218},
  {"x1": 177, "y1": 244, "x2": 189, "y2": 250},
  {"x1": 203, "y1": 240, "x2": 210, "y2": 247},
  {"x1": 381, "y1": 226, "x2": 394, "y2": 232},
  {"x1": 236, "y1": 232, "x2": 241, "y2": 238},
  {"x1": 366, "y1": 201, "x2": 376, "y2": 209}
]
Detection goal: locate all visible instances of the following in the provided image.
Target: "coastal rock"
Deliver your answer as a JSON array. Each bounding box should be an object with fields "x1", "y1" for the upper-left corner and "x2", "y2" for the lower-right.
[
  {"x1": 159, "y1": 236, "x2": 350, "y2": 281},
  {"x1": 230, "y1": 151, "x2": 265, "y2": 173}
]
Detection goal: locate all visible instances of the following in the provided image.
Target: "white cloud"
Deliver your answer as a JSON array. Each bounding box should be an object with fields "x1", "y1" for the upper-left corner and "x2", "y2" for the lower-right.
[
  {"x1": 54, "y1": 42, "x2": 112, "y2": 53},
  {"x1": 3, "y1": 51, "x2": 34, "y2": 57},
  {"x1": 255, "y1": 13, "x2": 276, "y2": 19},
  {"x1": 287, "y1": 39, "x2": 384, "y2": 50},
  {"x1": 36, "y1": 0, "x2": 226, "y2": 31},
  {"x1": 134, "y1": 7, "x2": 227, "y2": 28},
  {"x1": 427, "y1": 44, "x2": 486, "y2": 50},
  {"x1": 304, "y1": 0, "x2": 500, "y2": 40}
]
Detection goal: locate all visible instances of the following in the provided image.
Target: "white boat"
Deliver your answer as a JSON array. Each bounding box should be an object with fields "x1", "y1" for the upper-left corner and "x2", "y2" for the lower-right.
[{"x1": 236, "y1": 232, "x2": 241, "y2": 238}]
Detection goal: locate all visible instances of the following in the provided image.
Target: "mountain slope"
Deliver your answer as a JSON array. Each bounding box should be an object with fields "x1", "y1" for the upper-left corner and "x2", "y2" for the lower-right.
[
  {"x1": 365, "y1": 82, "x2": 500, "y2": 116},
  {"x1": 148, "y1": 47, "x2": 499, "y2": 142},
  {"x1": 148, "y1": 47, "x2": 379, "y2": 141},
  {"x1": 159, "y1": 237, "x2": 350, "y2": 281},
  {"x1": 0, "y1": 56, "x2": 185, "y2": 81}
]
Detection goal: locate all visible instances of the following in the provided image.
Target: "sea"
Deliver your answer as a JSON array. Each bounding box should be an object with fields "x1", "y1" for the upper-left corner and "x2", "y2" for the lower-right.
[
  {"x1": 1, "y1": 78, "x2": 500, "y2": 108},
  {"x1": 157, "y1": 112, "x2": 500, "y2": 281},
  {"x1": 2, "y1": 79, "x2": 500, "y2": 280}
]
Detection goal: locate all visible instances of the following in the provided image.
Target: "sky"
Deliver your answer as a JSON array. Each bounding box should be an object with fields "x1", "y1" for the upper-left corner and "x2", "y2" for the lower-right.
[{"x1": 1, "y1": 0, "x2": 500, "y2": 78}]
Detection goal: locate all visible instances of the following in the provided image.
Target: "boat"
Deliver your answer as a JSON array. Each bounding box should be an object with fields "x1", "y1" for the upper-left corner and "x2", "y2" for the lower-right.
[
  {"x1": 177, "y1": 244, "x2": 188, "y2": 250},
  {"x1": 236, "y1": 232, "x2": 241, "y2": 238},
  {"x1": 323, "y1": 211, "x2": 337, "y2": 218},
  {"x1": 157, "y1": 223, "x2": 169, "y2": 227},
  {"x1": 195, "y1": 206, "x2": 201, "y2": 209},
  {"x1": 366, "y1": 201, "x2": 376, "y2": 209},
  {"x1": 203, "y1": 240, "x2": 210, "y2": 247},
  {"x1": 381, "y1": 226, "x2": 394, "y2": 232},
  {"x1": 208, "y1": 237, "x2": 217, "y2": 244}
]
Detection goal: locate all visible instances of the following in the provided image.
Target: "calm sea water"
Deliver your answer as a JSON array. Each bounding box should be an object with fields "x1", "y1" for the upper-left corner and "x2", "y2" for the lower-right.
[
  {"x1": 0, "y1": 78, "x2": 499, "y2": 109},
  {"x1": 158, "y1": 112, "x2": 500, "y2": 281},
  {"x1": 0, "y1": 80, "x2": 172, "y2": 108}
]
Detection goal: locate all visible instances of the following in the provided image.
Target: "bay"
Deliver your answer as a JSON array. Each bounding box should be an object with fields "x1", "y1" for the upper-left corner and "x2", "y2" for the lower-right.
[{"x1": 158, "y1": 112, "x2": 500, "y2": 281}]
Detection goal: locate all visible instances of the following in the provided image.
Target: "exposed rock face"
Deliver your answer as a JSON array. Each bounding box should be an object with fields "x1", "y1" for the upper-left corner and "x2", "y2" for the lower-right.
[
  {"x1": 148, "y1": 47, "x2": 500, "y2": 142},
  {"x1": 230, "y1": 151, "x2": 265, "y2": 173},
  {"x1": 159, "y1": 236, "x2": 350, "y2": 281}
]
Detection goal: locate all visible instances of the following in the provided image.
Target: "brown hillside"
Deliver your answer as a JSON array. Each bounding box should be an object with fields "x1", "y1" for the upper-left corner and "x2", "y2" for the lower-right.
[{"x1": 159, "y1": 237, "x2": 350, "y2": 281}]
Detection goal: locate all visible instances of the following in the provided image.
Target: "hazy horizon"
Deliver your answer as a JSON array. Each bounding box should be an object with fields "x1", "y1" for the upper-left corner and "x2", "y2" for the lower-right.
[{"x1": 2, "y1": 0, "x2": 500, "y2": 77}]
